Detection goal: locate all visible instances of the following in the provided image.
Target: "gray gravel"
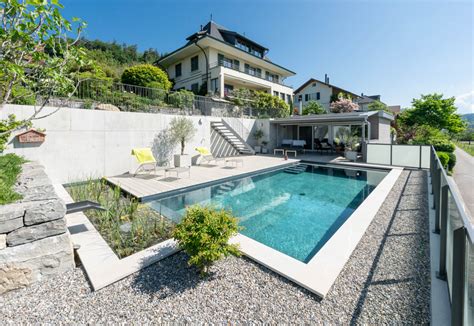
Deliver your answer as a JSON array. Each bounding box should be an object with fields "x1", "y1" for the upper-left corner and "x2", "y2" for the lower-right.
[{"x1": 0, "y1": 170, "x2": 430, "y2": 324}]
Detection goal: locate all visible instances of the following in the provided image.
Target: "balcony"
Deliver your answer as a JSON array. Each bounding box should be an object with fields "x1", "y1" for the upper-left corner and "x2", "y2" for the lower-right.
[{"x1": 210, "y1": 60, "x2": 289, "y2": 87}]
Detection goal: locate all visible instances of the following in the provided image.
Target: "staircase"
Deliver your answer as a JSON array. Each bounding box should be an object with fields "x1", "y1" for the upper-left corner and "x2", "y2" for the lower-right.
[
  {"x1": 211, "y1": 120, "x2": 255, "y2": 155},
  {"x1": 284, "y1": 164, "x2": 309, "y2": 174}
]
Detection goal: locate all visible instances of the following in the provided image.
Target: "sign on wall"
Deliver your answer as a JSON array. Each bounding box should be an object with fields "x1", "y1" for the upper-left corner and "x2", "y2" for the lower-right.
[{"x1": 16, "y1": 129, "x2": 46, "y2": 144}]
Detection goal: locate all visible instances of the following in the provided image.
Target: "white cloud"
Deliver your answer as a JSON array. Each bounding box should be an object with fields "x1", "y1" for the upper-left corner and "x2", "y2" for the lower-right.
[{"x1": 455, "y1": 91, "x2": 474, "y2": 114}]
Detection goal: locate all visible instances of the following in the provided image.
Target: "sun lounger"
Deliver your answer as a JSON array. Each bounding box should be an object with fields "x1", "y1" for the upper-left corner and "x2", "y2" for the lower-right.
[
  {"x1": 131, "y1": 148, "x2": 168, "y2": 176},
  {"x1": 195, "y1": 147, "x2": 225, "y2": 165}
]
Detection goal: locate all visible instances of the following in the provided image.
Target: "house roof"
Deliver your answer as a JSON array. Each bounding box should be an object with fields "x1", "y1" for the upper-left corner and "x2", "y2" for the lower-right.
[
  {"x1": 356, "y1": 95, "x2": 384, "y2": 105},
  {"x1": 294, "y1": 78, "x2": 361, "y2": 99},
  {"x1": 157, "y1": 21, "x2": 295, "y2": 76},
  {"x1": 270, "y1": 110, "x2": 394, "y2": 124}
]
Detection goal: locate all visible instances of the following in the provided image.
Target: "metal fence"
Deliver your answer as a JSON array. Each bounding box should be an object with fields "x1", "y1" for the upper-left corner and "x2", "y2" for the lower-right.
[
  {"x1": 366, "y1": 143, "x2": 431, "y2": 169},
  {"x1": 50, "y1": 79, "x2": 258, "y2": 118},
  {"x1": 430, "y1": 146, "x2": 473, "y2": 325}
]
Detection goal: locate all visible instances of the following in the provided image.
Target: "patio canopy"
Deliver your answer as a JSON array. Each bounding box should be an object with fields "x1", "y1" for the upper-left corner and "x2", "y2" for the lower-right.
[{"x1": 270, "y1": 110, "x2": 394, "y2": 125}]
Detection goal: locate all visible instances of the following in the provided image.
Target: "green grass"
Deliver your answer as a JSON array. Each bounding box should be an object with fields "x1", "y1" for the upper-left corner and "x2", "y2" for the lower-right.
[
  {"x1": 456, "y1": 142, "x2": 474, "y2": 156},
  {"x1": 66, "y1": 179, "x2": 175, "y2": 258},
  {"x1": 0, "y1": 154, "x2": 26, "y2": 205}
]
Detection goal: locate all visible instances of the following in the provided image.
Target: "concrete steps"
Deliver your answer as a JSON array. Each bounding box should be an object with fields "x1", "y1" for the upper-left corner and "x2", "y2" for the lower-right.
[{"x1": 211, "y1": 121, "x2": 255, "y2": 155}]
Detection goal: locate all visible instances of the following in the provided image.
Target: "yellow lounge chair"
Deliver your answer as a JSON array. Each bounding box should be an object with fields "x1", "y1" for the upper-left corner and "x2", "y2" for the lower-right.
[
  {"x1": 195, "y1": 147, "x2": 225, "y2": 165},
  {"x1": 131, "y1": 148, "x2": 165, "y2": 176}
]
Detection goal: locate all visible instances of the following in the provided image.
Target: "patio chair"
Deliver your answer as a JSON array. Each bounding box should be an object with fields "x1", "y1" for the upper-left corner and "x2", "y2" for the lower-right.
[
  {"x1": 131, "y1": 148, "x2": 168, "y2": 176},
  {"x1": 315, "y1": 139, "x2": 333, "y2": 154},
  {"x1": 195, "y1": 147, "x2": 225, "y2": 165},
  {"x1": 292, "y1": 140, "x2": 306, "y2": 153}
]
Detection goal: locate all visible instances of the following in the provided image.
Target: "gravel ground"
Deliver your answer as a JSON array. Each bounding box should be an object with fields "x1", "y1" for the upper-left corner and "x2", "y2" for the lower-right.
[{"x1": 0, "y1": 170, "x2": 431, "y2": 324}]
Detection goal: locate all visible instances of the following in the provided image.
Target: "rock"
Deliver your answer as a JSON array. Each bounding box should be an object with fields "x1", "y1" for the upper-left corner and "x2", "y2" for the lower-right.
[
  {"x1": 95, "y1": 103, "x2": 121, "y2": 112},
  {"x1": 6, "y1": 218, "x2": 67, "y2": 246},
  {"x1": 119, "y1": 222, "x2": 132, "y2": 233},
  {"x1": 0, "y1": 217, "x2": 23, "y2": 234},
  {"x1": 0, "y1": 265, "x2": 32, "y2": 294},
  {"x1": 0, "y1": 234, "x2": 73, "y2": 293},
  {"x1": 23, "y1": 199, "x2": 66, "y2": 226},
  {"x1": 0, "y1": 234, "x2": 6, "y2": 250},
  {"x1": 16, "y1": 183, "x2": 58, "y2": 202}
]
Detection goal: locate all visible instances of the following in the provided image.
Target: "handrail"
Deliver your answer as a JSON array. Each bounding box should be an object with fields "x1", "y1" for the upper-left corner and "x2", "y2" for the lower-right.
[{"x1": 431, "y1": 145, "x2": 473, "y2": 241}]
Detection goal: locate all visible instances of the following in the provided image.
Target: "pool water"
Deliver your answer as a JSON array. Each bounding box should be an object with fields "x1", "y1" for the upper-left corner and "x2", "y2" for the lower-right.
[{"x1": 148, "y1": 164, "x2": 388, "y2": 263}]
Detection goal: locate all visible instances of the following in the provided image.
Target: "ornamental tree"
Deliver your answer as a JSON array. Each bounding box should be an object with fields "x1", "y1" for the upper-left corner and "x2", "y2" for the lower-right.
[
  {"x1": 303, "y1": 100, "x2": 326, "y2": 115},
  {"x1": 398, "y1": 93, "x2": 466, "y2": 134},
  {"x1": 0, "y1": 0, "x2": 87, "y2": 146},
  {"x1": 330, "y1": 98, "x2": 359, "y2": 113},
  {"x1": 169, "y1": 116, "x2": 196, "y2": 155},
  {"x1": 121, "y1": 64, "x2": 171, "y2": 90}
]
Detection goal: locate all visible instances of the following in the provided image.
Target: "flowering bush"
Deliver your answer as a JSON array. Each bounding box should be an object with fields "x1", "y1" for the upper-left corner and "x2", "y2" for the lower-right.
[{"x1": 330, "y1": 98, "x2": 359, "y2": 113}]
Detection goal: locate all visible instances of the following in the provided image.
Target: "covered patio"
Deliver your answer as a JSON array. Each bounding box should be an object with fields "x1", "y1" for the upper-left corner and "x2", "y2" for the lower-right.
[{"x1": 268, "y1": 111, "x2": 394, "y2": 154}]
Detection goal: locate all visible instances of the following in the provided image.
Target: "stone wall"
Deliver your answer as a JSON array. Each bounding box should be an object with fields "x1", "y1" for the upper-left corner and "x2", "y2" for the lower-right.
[{"x1": 0, "y1": 162, "x2": 74, "y2": 294}]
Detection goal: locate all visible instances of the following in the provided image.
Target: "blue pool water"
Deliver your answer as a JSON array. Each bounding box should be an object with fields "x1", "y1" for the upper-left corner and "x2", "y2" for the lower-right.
[{"x1": 148, "y1": 164, "x2": 388, "y2": 263}]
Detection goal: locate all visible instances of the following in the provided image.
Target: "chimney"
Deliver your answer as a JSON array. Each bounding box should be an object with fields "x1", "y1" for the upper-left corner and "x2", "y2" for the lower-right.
[
  {"x1": 200, "y1": 24, "x2": 203, "y2": 31},
  {"x1": 324, "y1": 74, "x2": 329, "y2": 84}
]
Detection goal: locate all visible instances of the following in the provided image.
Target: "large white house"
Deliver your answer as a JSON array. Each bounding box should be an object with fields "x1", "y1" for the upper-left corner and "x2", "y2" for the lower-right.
[{"x1": 157, "y1": 21, "x2": 295, "y2": 103}]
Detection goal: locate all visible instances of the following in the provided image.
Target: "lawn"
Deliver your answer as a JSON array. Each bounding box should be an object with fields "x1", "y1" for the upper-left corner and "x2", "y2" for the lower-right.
[
  {"x1": 456, "y1": 142, "x2": 474, "y2": 156},
  {"x1": 66, "y1": 179, "x2": 175, "y2": 258},
  {"x1": 0, "y1": 154, "x2": 26, "y2": 205}
]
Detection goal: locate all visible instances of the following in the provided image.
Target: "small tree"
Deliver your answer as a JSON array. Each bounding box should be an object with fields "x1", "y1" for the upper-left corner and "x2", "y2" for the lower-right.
[
  {"x1": 368, "y1": 100, "x2": 390, "y2": 113},
  {"x1": 172, "y1": 205, "x2": 240, "y2": 275},
  {"x1": 303, "y1": 101, "x2": 326, "y2": 115},
  {"x1": 330, "y1": 98, "x2": 359, "y2": 113},
  {"x1": 253, "y1": 128, "x2": 264, "y2": 146},
  {"x1": 169, "y1": 116, "x2": 196, "y2": 155},
  {"x1": 0, "y1": 0, "x2": 87, "y2": 148},
  {"x1": 121, "y1": 64, "x2": 171, "y2": 90}
]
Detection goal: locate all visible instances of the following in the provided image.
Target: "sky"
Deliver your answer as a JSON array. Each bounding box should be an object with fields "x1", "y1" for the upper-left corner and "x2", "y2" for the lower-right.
[{"x1": 61, "y1": 0, "x2": 473, "y2": 114}]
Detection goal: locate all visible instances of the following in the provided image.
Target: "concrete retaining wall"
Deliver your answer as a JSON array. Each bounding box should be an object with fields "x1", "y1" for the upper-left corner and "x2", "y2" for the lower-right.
[
  {"x1": 0, "y1": 162, "x2": 73, "y2": 294},
  {"x1": 1, "y1": 105, "x2": 257, "y2": 183}
]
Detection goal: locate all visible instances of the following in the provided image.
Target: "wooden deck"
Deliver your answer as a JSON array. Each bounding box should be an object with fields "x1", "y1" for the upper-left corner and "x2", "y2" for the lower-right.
[{"x1": 105, "y1": 154, "x2": 344, "y2": 200}]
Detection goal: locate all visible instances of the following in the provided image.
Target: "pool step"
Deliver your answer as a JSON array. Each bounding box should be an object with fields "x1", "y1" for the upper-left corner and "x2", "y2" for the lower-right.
[{"x1": 284, "y1": 164, "x2": 308, "y2": 174}]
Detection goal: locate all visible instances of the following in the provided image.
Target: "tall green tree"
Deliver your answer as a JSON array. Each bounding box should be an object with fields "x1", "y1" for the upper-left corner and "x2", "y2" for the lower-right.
[
  {"x1": 0, "y1": 0, "x2": 87, "y2": 144},
  {"x1": 398, "y1": 94, "x2": 466, "y2": 134},
  {"x1": 303, "y1": 100, "x2": 326, "y2": 115}
]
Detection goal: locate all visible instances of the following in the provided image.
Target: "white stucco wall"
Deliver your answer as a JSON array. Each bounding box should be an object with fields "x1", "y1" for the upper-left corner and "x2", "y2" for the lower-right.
[
  {"x1": 1, "y1": 105, "x2": 256, "y2": 184},
  {"x1": 294, "y1": 81, "x2": 333, "y2": 111}
]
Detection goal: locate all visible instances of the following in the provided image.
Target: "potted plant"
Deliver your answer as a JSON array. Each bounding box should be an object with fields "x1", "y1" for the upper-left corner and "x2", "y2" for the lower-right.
[
  {"x1": 253, "y1": 128, "x2": 264, "y2": 154},
  {"x1": 261, "y1": 140, "x2": 268, "y2": 154},
  {"x1": 169, "y1": 117, "x2": 196, "y2": 167},
  {"x1": 335, "y1": 128, "x2": 359, "y2": 161}
]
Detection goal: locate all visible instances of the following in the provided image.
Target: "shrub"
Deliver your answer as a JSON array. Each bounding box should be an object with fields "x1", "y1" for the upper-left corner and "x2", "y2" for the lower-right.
[
  {"x1": 303, "y1": 101, "x2": 326, "y2": 115},
  {"x1": 447, "y1": 152, "x2": 456, "y2": 171},
  {"x1": 168, "y1": 89, "x2": 194, "y2": 109},
  {"x1": 172, "y1": 206, "x2": 241, "y2": 275},
  {"x1": 0, "y1": 154, "x2": 26, "y2": 204},
  {"x1": 121, "y1": 64, "x2": 171, "y2": 90},
  {"x1": 432, "y1": 139, "x2": 455, "y2": 153},
  {"x1": 253, "y1": 91, "x2": 290, "y2": 118},
  {"x1": 437, "y1": 151, "x2": 450, "y2": 169},
  {"x1": 330, "y1": 98, "x2": 359, "y2": 113}
]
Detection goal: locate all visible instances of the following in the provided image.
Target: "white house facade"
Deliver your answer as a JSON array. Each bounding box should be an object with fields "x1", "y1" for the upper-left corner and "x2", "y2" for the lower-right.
[
  {"x1": 157, "y1": 21, "x2": 295, "y2": 104},
  {"x1": 293, "y1": 77, "x2": 361, "y2": 112}
]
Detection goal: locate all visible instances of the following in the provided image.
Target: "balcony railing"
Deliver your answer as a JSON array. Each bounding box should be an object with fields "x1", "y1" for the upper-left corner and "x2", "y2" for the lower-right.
[
  {"x1": 430, "y1": 146, "x2": 473, "y2": 325},
  {"x1": 210, "y1": 60, "x2": 290, "y2": 87}
]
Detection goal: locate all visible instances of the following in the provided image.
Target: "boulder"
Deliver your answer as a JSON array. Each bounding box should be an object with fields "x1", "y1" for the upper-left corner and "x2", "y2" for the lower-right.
[
  {"x1": 23, "y1": 199, "x2": 66, "y2": 226},
  {"x1": 6, "y1": 218, "x2": 67, "y2": 246},
  {"x1": 95, "y1": 103, "x2": 121, "y2": 112},
  {"x1": 0, "y1": 203, "x2": 25, "y2": 233},
  {"x1": 0, "y1": 265, "x2": 32, "y2": 294}
]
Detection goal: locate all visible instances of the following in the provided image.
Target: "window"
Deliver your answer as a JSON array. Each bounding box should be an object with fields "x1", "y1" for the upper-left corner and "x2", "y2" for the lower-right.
[
  {"x1": 305, "y1": 94, "x2": 309, "y2": 102},
  {"x1": 210, "y1": 78, "x2": 218, "y2": 93},
  {"x1": 175, "y1": 63, "x2": 182, "y2": 77},
  {"x1": 256, "y1": 68, "x2": 262, "y2": 78},
  {"x1": 233, "y1": 59, "x2": 240, "y2": 70},
  {"x1": 224, "y1": 84, "x2": 234, "y2": 96},
  {"x1": 316, "y1": 92, "x2": 320, "y2": 100},
  {"x1": 287, "y1": 94, "x2": 292, "y2": 104},
  {"x1": 312, "y1": 83, "x2": 317, "y2": 87},
  {"x1": 191, "y1": 55, "x2": 199, "y2": 71},
  {"x1": 191, "y1": 83, "x2": 199, "y2": 94},
  {"x1": 273, "y1": 91, "x2": 279, "y2": 97}
]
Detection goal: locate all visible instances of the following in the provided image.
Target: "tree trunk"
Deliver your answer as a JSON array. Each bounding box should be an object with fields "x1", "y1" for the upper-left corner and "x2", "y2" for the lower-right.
[{"x1": 181, "y1": 139, "x2": 185, "y2": 155}]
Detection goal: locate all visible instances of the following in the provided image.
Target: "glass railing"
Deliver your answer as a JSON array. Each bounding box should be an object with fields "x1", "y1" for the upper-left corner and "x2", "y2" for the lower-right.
[
  {"x1": 430, "y1": 146, "x2": 474, "y2": 325},
  {"x1": 366, "y1": 143, "x2": 431, "y2": 168},
  {"x1": 210, "y1": 61, "x2": 288, "y2": 86}
]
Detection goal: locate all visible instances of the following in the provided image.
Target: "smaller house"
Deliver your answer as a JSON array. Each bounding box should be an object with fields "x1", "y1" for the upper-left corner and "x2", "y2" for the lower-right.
[
  {"x1": 268, "y1": 110, "x2": 394, "y2": 152},
  {"x1": 293, "y1": 76, "x2": 361, "y2": 112},
  {"x1": 356, "y1": 94, "x2": 382, "y2": 111}
]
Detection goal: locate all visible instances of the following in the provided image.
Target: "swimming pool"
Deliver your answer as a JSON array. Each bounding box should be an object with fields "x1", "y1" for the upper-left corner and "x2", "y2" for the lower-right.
[{"x1": 147, "y1": 163, "x2": 389, "y2": 263}]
